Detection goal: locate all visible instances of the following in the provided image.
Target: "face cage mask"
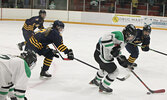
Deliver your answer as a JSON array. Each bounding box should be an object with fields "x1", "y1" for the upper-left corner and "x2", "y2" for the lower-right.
[
  {"x1": 29, "y1": 61, "x2": 36, "y2": 70},
  {"x1": 125, "y1": 34, "x2": 136, "y2": 43},
  {"x1": 143, "y1": 30, "x2": 151, "y2": 38},
  {"x1": 57, "y1": 26, "x2": 64, "y2": 33}
]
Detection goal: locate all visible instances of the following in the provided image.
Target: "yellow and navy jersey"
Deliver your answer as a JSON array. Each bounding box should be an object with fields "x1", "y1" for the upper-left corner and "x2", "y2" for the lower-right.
[
  {"x1": 29, "y1": 28, "x2": 69, "y2": 54},
  {"x1": 23, "y1": 16, "x2": 44, "y2": 31},
  {"x1": 132, "y1": 29, "x2": 150, "y2": 46}
]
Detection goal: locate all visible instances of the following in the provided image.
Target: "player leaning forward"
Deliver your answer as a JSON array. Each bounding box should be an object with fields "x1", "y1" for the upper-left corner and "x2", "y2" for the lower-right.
[
  {"x1": 90, "y1": 24, "x2": 137, "y2": 93},
  {"x1": 0, "y1": 51, "x2": 37, "y2": 100},
  {"x1": 26, "y1": 20, "x2": 74, "y2": 78}
]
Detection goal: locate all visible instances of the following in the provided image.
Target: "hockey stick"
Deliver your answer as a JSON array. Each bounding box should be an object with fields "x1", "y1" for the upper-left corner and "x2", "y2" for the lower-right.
[
  {"x1": 52, "y1": 44, "x2": 129, "y2": 81},
  {"x1": 131, "y1": 70, "x2": 165, "y2": 94},
  {"x1": 52, "y1": 43, "x2": 70, "y2": 60},
  {"x1": 130, "y1": 42, "x2": 167, "y2": 56},
  {"x1": 74, "y1": 57, "x2": 130, "y2": 81}
]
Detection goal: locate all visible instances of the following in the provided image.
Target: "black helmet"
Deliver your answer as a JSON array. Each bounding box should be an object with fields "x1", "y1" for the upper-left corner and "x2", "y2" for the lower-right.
[
  {"x1": 143, "y1": 25, "x2": 151, "y2": 37},
  {"x1": 39, "y1": 9, "x2": 46, "y2": 15},
  {"x1": 20, "y1": 50, "x2": 37, "y2": 70},
  {"x1": 143, "y1": 25, "x2": 151, "y2": 33},
  {"x1": 53, "y1": 20, "x2": 65, "y2": 29},
  {"x1": 123, "y1": 24, "x2": 137, "y2": 43}
]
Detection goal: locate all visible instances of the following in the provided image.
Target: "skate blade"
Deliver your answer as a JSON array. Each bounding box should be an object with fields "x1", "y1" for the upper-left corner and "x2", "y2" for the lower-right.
[
  {"x1": 40, "y1": 76, "x2": 52, "y2": 80},
  {"x1": 89, "y1": 82, "x2": 99, "y2": 87},
  {"x1": 99, "y1": 89, "x2": 113, "y2": 94}
]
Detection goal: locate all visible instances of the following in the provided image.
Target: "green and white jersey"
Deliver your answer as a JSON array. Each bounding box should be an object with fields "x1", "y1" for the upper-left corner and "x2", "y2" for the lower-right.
[
  {"x1": 0, "y1": 54, "x2": 31, "y2": 99},
  {"x1": 98, "y1": 31, "x2": 126, "y2": 63}
]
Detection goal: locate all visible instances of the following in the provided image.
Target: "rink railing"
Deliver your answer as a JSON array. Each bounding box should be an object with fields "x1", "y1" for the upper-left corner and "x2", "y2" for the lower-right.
[
  {"x1": 0, "y1": 8, "x2": 167, "y2": 31},
  {"x1": 0, "y1": 1, "x2": 166, "y2": 17},
  {"x1": 0, "y1": 8, "x2": 167, "y2": 30}
]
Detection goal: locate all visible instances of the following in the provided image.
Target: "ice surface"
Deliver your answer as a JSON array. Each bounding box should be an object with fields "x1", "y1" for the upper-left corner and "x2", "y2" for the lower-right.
[{"x1": 0, "y1": 21, "x2": 167, "y2": 100}]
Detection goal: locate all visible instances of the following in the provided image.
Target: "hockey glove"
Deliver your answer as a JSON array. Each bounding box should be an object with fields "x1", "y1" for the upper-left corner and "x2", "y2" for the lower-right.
[
  {"x1": 141, "y1": 44, "x2": 149, "y2": 51},
  {"x1": 111, "y1": 45, "x2": 121, "y2": 57},
  {"x1": 117, "y1": 55, "x2": 129, "y2": 68},
  {"x1": 67, "y1": 49, "x2": 74, "y2": 60},
  {"x1": 52, "y1": 49, "x2": 59, "y2": 58}
]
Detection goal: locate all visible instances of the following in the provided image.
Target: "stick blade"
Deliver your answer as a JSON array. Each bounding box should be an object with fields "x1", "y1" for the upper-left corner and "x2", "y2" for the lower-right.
[
  {"x1": 63, "y1": 58, "x2": 71, "y2": 60},
  {"x1": 152, "y1": 89, "x2": 165, "y2": 93},
  {"x1": 116, "y1": 74, "x2": 131, "y2": 81}
]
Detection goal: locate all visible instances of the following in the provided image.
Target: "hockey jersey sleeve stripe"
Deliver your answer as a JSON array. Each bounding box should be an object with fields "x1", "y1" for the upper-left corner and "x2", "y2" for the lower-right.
[
  {"x1": 59, "y1": 45, "x2": 66, "y2": 51},
  {"x1": 101, "y1": 39, "x2": 113, "y2": 43},
  {"x1": 58, "y1": 45, "x2": 67, "y2": 52},
  {"x1": 61, "y1": 47, "x2": 67, "y2": 52},
  {"x1": 9, "y1": 88, "x2": 14, "y2": 92},
  {"x1": 23, "y1": 23, "x2": 35, "y2": 31},
  {"x1": 29, "y1": 38, "x2": 40, "y2": 49},
  {"x1": 105, "y1": 43, "x2": 114, "y2": 47},
  {"x1": 57, "y1": 44, "x2": 64, "y2": 50},
  {"x1": 29, "y1": 36, "x2": 43, "y2": 49},
  {"x1": 31, "y1": 37, "x2": 43, "y2": 49},
  {"x1": 24, "y1": 61, "x2": 31, "y2": 78}
]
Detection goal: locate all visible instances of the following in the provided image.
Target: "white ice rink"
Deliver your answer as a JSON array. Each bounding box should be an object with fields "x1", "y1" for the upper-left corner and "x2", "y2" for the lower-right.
[{"x1": 0, "y1": 21, "x2": 167, "y2": 100}]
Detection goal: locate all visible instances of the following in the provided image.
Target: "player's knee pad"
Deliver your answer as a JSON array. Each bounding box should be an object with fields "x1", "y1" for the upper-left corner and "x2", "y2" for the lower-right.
[
  {"x1": 107, "y1": 68, "x2": 119, "y2": 80},
  {"x1": 103, "y1": 62, "x2": 117, "y2": 73},
  {"x1": 97, "y1": 69, "x2": 108, "y2": 78}
]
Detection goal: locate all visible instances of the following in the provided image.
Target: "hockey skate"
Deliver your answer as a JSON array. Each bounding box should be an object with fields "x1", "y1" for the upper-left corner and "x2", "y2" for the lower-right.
[
  {"x1": 40, "y1": 71, "x2": 52, "y2": 79},
  {"x1": 17, "y1": 42, "x2": 24, "y2": 51},
  {"x1": 99, "y1": 83, "x2": 113, "y2": 93},
  {"x1": 132, "y1": 63, "x2": 137, "y2": 67},
  {"x1": 89, "y1": 78, "x2": 100, "y2": 87}
]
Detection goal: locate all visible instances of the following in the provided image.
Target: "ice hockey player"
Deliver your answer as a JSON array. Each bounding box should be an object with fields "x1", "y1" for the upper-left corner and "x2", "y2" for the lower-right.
[
  {"x1": 89, "y1": 24, "x2": 137, "y2": 93},
  {"x1": 125, "y1": 25, "x2": 151, "y2": 67},
  {"x1": 0, "y1": 50, "x2": 37, "y2": 100},
  {"x1": 26, "y1": 20, "x2": 74, "y2": 78},
  {"x1": 18, "y1": 9, "x2": 46, "y2": 51}
]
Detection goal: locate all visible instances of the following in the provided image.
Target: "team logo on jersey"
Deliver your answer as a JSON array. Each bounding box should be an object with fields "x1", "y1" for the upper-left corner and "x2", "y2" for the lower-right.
[{"x1": 36, "y1": 18, "x2": 39, "y2": 21}]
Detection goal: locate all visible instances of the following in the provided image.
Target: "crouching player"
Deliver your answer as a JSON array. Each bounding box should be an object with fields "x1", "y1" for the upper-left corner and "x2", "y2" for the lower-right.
[{"x1": 0, "y1": 50, "x2": 37, "y2": 100}]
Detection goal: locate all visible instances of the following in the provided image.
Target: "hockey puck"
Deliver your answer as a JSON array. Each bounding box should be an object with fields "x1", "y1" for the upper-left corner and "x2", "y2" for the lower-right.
[{"x1": 147, "y1": 92, "x2": 151, "y2": 95}]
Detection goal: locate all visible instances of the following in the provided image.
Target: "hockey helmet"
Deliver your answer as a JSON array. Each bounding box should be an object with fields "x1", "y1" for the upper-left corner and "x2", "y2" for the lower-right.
[
  {"x1": 143, "y1": 25, "x2": 151, "y2": 37},
  {"x1": 53, "y1": 20, "x2": 65, "y2": 29},
  {"x1": 123, "y1": 24, "x2": 137, "y2": 43},
  {"x1": 39, "y1": 9, "x2": 46, "y2": 15},
  {"x1": 20, "y1": 50, "x2": 37, "y2": 70}
]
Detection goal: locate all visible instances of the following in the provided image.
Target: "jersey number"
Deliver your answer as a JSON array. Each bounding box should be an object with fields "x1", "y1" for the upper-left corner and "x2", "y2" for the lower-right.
[{"x1": 0, "y1": 55, "x2": 10, "y2": 60}]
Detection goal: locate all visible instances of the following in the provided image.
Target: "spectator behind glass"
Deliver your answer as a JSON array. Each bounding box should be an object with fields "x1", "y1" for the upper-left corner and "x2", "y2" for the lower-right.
[
  {"x1": 132, "y1": 0, "x2": 138, "y2": 14},
  {"x1": 49, "y1": 1, "x2": 56, "y2": 9},
  {"x1": 108, "y1": 0, "x2": 115, "y2": 13},
  {"x1": 90, "y1": 0, "x2": 98, "y2": 9},
  {"x1": 24, "y1": 0, "x2": 30, "y2": 8}
]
